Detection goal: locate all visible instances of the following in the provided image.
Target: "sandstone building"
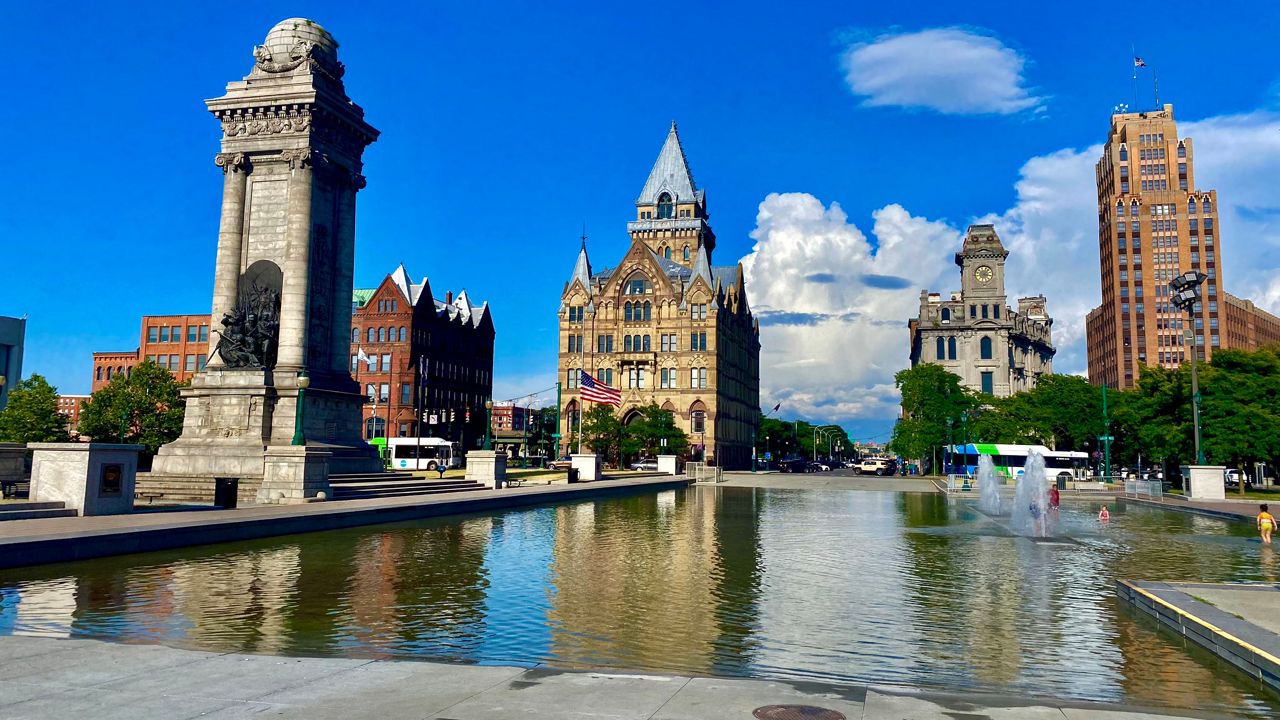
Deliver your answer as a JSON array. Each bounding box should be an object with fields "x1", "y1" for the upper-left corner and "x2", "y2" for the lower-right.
[
  {"x1": 908, "y1": 224, "x2": 1055, "y2": 397},
  {"x1": 557, "y1": 124, "x2": 760, "y2": 469},
  {"x1": 1086, "y1": 104, "x2": 1280, "y2": 388}
]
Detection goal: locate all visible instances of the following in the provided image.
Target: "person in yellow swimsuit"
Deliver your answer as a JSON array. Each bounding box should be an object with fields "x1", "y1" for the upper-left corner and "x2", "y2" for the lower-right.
[{"x1": 1257, "y1": 504, "x2": 1275, "y2": 545}]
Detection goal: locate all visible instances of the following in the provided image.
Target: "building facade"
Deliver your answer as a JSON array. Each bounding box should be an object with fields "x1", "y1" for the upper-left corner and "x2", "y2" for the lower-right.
[
  {"x1": 0, "y1": 316, "x2": 25, "y2": 411},
  {"x1": 351, "y1": 265, "x2": 495, "y2": 449},
  {"x1": 908, "y1": 224, "x2": 1055, "y2": 397},
  {"x1": 1086, "y1": 104, "x2": 1280, "y2": 389},
  {"x1": 91, "y1": 315, "x2": 211, "y2": 391},
  {"x1": 56, "y1": 395, "x2": 88, "y2": 433},
  {"x1": 557, "y1": 123, "x2": 761, "y2": 468}
]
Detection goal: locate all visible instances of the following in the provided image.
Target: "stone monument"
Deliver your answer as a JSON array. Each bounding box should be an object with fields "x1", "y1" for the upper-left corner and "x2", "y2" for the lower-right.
[
  {"x1": 141, "y1": 18, "x2": 382, "y2": 503},
  {"x1": 30, "y1": 443, "x2": 144, "y2": 516}
]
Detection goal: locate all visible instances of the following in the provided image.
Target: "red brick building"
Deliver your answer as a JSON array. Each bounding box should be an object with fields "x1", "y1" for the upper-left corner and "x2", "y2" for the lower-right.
[
  {"x1": 91, "y1": 315, "x2": 211, "y2": 391},
  {"x1": 56, "y1": 395, "x2": 88, "y2": 433},
  {"x1": 352, "y1": 265, "x2": 495, "y2": 448}
]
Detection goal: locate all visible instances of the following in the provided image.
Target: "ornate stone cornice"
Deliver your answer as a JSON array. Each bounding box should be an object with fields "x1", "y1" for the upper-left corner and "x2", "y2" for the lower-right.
[
  {"x1": 214, "y1": 152, "x2": 246, "y2": 174},
  {"x1": 220, "y1": 107, "x2": 311, "y2": 139},
  {"x1": 281, "y1": 147, "x2": 323, "y2": 170},
  {"x1": 348, "y1": 171, "x2": 367, "y2": 191}
]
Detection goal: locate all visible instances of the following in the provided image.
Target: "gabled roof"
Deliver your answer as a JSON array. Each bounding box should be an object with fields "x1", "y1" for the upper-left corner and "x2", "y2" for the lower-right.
[
  {"x1": 569, "y1": 241, "x2": 592, "y2": 289},
  {"x1": 388, "y1": 263, "x2": 431, "y2": 306},
  {"x1": 689, "y1": 244, "x2": 713, "y2": 287},
  {"x1": 636, "y1": 122, "x2": 702, "y2": 206}
]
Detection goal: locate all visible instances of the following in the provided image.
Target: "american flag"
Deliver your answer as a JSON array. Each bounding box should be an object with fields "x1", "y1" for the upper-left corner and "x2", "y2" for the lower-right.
[
  {"x1": 580, "y1": 370, "x2": 621, "y2": 406},
  {"x1": 1133, "y1": 56, "x2": 1147, "y2": 68}
]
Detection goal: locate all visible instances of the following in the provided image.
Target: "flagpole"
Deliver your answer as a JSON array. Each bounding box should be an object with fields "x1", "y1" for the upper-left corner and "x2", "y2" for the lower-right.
[{"x1": 1131, "y1": 45, "x2": 1138, "y2": 110}]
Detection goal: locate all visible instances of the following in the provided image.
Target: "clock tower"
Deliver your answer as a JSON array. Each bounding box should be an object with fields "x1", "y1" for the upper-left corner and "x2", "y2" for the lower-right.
[{"x1": 956, "y1": 223, "x2": 1008, "y2": 305}]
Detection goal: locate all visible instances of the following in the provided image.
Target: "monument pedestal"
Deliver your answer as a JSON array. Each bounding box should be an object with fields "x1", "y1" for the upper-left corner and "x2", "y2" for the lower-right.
[
  {"x1": 466, "y1": 450, "x2": 507, "y2": 489},
  {"x1": 571, "y1": 454, "x2": 600, "y2": 481},
  {"x1": 257, "y1": 446, "x2": 332, "y2": 504},
  {"x1": 29, "y1": 443, "x2": 143, "y2": 516},
  {"x1": 1187, "y1": 465, "x2": 1227, "y2": 500},
  {"x1": 657, "y1": 455, "x2": 681, "y2": 476}
]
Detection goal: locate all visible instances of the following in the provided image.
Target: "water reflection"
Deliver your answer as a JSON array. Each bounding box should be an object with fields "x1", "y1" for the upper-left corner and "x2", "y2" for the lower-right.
[{"x1": 0, "y1": 487, "x2": 1275, "y2": 717}]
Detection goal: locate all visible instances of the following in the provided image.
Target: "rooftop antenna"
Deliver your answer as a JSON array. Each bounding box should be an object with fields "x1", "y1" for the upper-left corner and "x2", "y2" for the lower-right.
[
  {"x1": 580, "y1": 223, "x2": 587, "y2": 250},
  {"x1": 1154, "y1": 72, "x2": 1161, "y2": 109}
]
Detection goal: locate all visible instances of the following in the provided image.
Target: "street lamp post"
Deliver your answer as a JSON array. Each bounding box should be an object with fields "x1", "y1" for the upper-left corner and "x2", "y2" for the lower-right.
[
  {"x1": 1170, "y1": 271, "x2": 1208, "y2": 466},
  {"x1": 960, "y1": 412, "x2": 969, "y2": 473},
  {"x1": 483, "y1": 399, "x2": 493, "y2": 451},
  {"x1": 291, "y1": 371, "x2": 310, "y2": 446},
  {"x1": 945, "y1": 417, "x2": 953, "y2": 476}
]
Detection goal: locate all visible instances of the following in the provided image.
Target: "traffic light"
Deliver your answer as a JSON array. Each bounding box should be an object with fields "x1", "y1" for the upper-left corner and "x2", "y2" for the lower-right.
[{"x1": 449, "y1": 409, "x2": 456, "y2": 422}]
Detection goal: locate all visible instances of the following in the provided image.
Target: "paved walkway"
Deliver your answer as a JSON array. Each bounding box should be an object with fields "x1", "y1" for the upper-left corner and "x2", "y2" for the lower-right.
[
  {"x1": 0, "y1": 476, "x2": 689, "y2": 570},
  {"x1": 1120, "y1": 495, "x2": 1266, "y2": 522},
  {"x1": 0, "y1": 635, "x2": 1220, "y2": 719}
]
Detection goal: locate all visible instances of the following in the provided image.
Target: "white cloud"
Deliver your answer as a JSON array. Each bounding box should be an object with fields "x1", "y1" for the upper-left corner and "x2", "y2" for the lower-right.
[
  {"x1": 740, "y1": 109, "x2": 1280, "y2": 429},
  {"x1": 741, "y1": 194, "x2": 960, "y2": 424},
  {"x1": 841, "y1": 27, "x2": 1043, "y2": 115}
]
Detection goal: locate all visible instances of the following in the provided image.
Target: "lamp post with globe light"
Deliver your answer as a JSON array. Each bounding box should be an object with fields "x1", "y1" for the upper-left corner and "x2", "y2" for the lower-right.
[{"x1": 1169, "y1": 270, "x2": 1208, "y2": 465}]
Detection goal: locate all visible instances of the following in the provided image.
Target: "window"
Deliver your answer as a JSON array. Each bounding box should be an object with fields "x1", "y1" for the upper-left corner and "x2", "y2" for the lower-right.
[
  {"x1": 147, "y1": 327, "x2": 158, "y2": 343},
  {"x1": 657, "y1": 192, "x2": 674, "y2": 219},
  {"x1": 398, "y1": 327, "x2": 406, "y2": 342},
  {"x1": 692, "y1": 303, "x2": 708, "y2": 321},
  {"x1": 169, "y1": 354, "x2": 179, "y2": 368},
  {"x1": 969, "y1": 305, "x2": 976, "y2": 319},
  {"x1": 367, "y1": 328, "x2": 375, "y2": 343},
  {"x1": 665, "y1": 247, "x2": 672, "y2": 259},
  {"x1": 159, "y1": 326, "x2": 169, "y2": 342},
  {"x1": 981, "y1": 372, "x2": 994, "y2": 395},
  {"x1": 981, "y1": 305, "x2": 989, "y2": 319},
  {"x1": 642, "y1": 301, "x2": 652, "y2": 321},
  {"x1": 185, "y1": 355, "x2": 196, "y2": 371},
  {"x1": 624, "y1": 302, "x2": 633, "y2": 322},
  {"x1": 625, "y1": 275, "x2": 650, "y2": 295},
  {"x1": 352, "y1": 354, "x2": 360, "y2": 371},
  {"x1": 171, "y1": 326, "x2": 181, "y2": 341},
  {"x1": 941, "y1": 308, "x2": 951, "y2": 322},
  {"x1": 980, "y1": 336, "x2": 993, "y2": 360},
  {"x1": 568, "y1": 306, "x2": 584, "y2": 323},
  {"x1": 637, "y1": 368, "x2": 646, "y2": 389},
  {"x1": 604, "y1": 368, "x2": 614, "y2": 386},
  {"x1": 1178, "y1": 143, "x2": 1186, "y2": 158},
  {"x1": 197, "y1": 355, "x2": 206, "y2": 370},
  {"x1": 660, "y1": 368, "x2": 671, "y2": 388},
  {"x1": 1203, "y1": 198, "x2": 1212, "y2": 214},
  {"x1": 378, "y1": 383, "x2": 390, "y2": 402},
  {"x1": 352, "y1": 327, "x2": 360, "y2": 343},
  {"x1": 567, "y1": 368, "x2": 578, "y2": 389},
  {"x1": 993, "y1": 306, "x2": 1000, "y2": 319},
  {"x1": 381, "y1": 354, "x2": 391, "y2": 372},
  {"x1": 683, "y1": 246, "x2": 690, "y2": 262},
  {"x1": 96, "y1": 367, "x2": 103, "y2": 381},
  {"x1": 691, "y1": 332, "x2": 707, "y2": 351},
  {"x1": 187, "y1": 326, "x2": 198, "y2": 342},
  {"x1": 376, "y1": 327, "x2": 384, "y2": 343},
  {"x1": 948, "y1": 337, "x2": 957, "y2": 360},
  {"x1": 401, "y1": 383, "x2": 411, "y2": 405},
  {"x1": 1119, "y1": 146, "x2": 1128, "y2": 161},
  {"x1": 642, "y1": 335, "x2": 651, "y2": 351},
  {"x1": 936, "y1": 337, "x2": 945, "y2": 360}
]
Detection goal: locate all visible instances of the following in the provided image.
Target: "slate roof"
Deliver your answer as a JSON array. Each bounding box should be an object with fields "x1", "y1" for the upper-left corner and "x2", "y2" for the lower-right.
[{"x1": 636, "y1": 122, "x2": 704, "y2": 206}]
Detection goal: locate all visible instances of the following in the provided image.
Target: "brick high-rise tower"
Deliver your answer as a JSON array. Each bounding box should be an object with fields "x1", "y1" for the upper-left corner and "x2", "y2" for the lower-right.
[
  {"x1": 1087, "y1": 104, "x2": 1280, "y2": 389},
  {"x1": 1086, "y1": 105, "x2": 1222, "y2": 388}
]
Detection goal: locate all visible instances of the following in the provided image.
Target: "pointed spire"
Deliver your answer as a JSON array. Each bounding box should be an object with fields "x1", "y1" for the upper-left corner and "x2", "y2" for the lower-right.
[
  {"x1": 570, "y1": 238, "x2": 592, "y2": 289},
  {"x1": 690, "y1": 243, "x2": 712, "y2": 286},
  {"x1": 637, "y1": 122, "x2": 698, "y2": 205}
]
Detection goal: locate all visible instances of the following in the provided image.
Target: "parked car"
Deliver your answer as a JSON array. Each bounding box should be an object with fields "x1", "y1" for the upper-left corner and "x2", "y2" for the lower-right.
[
  {"x1": 630, "y1": 458, "x2": 659, "y2": 471},
  {"x1": 854, "y1": 457, "x2": 896, "y2": 476},
  {"x1": 780, "y1": 458, "x2": 811, "y2": 473},
  {"x1": 1225, "y1": 469, "x2": 1253, "y2": 488},
  {"x1": 808, "y1": 461, "x2": 831, "y2": 472},
  {"x1": 549, "y1": 457, "x2": 573, "y2": 471}
]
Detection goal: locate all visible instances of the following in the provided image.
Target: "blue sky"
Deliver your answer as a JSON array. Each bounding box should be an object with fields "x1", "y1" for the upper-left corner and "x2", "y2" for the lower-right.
[{"x1": 4, "y1": 1, "x2": 1280, "y2": 442}]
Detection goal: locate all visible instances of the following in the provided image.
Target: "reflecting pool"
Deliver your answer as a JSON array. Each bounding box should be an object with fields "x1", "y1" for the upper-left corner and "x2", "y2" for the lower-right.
[{"x1": 1, "y1": 487, "x2": 1277, "y2": 716}]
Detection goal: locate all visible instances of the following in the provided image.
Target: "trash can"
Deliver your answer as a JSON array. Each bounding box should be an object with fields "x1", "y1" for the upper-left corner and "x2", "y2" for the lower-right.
[
  {"x1": 567, "y1": 468, "x2": 579, "y2": 484},
  {"x1": 1056, "y1": 474, "x2": 1068, "y2": 491},
  {"x1": 214, "y1": 477, "x2": 239, "y2": 509}
]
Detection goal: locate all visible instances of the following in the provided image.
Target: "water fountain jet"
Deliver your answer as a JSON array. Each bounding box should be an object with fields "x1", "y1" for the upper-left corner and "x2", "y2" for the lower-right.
[{"x1": 977, "y1": 455, "x2": 1003, "y2": 515}]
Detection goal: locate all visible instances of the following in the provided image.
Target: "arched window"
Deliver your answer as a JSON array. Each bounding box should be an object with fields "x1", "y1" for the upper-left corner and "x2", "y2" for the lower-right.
[
  {"x1": 665, "y1": 247, "x2": 672, "y2": 259},
  {"x1": 1118, "y1": 144, "x2": 1128, "y2": 161},
  {"x1": 1130, "y1": 199, "x2": 1139, "y2": 214},
  {"x1": 657, "y1": 192, "x2": 674, "y2": 219},
  {"x1": 941, "y1": 308, "x2": 950, "y2": 322},
  {"x1": 1202, "y1": 198, "x2": 1212, "y2": 214},
  {"x1": 624, "y1": 302, "x2": 633, "y2": 322},
  {"x1": 398, "y1": 327, "x2": 406, "y2": 342},
  {"x1": 378, "y1": 327, "x2": 386, "y2": 343},
  {"x1": 105, "y1": 367, "x2": 112, "y2": 380},
  {"x1": 1188, "y1": 198, "x2": 1197, "y2": 214},
  {"x1": 625, "y1": 335, "x2": 633, "y2": 352},
  {"x1": 367, "y1": 328, "x2": 375, "y2": 343},
  {"x1": 642, "y1": 335, "x2": 651, "y2": 351},
  {"x1": 947, "y1": 337, "x2": 957, "y2": 360},
  {"x1": 624, "y1": 274, "x2": 650, "y2": 295},
  {"x1": 936, "y1": 337, "x2": 945, "y2": 360},
  {"x1": 352, "y1": 327, "x2": 360, "y2": 343},
  {"x1": 980, "y1": 336, "x2": 993, "y2": 360},
  {"x1": 643, "y1": 301, "x2": 651, "y2": 321},
  {"x1": 683, "y1": 245, "x2": 690, "y2": 261}
]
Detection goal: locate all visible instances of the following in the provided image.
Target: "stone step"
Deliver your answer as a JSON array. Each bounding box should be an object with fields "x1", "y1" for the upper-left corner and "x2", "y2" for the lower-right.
[
  {"x1": 330, "y1": 483, "x2": 487, "y2": 501},
  {"x1": 327, "y1": 479, "x2": 480, "y2": 491},
  {"x1": 0, "y1": 505, "x2": 77, "y2": 521},
  {"x1": 0, "y1": 501, "x2": 66, "y2": 511}
]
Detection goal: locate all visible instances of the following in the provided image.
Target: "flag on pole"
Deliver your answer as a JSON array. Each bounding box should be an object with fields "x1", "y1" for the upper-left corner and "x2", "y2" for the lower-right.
[
  {"x1": 772, "y1": 402, "x2": 781, "y2": 412},
  {"x1": 1133, "y1": 56, "x2": 1147, "y2": 68},
  {"x1": 579, "y1": 370, "x2": 621, "y2": 406},
  {"x1": 357, "y1": 347, "x2": 371, "y2": 366}
]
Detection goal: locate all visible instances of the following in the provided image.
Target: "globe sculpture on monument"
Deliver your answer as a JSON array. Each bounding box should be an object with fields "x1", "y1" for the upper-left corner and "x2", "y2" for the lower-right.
[{"x1": 142, "y1": 18, "x2": 382, "y2": 505}]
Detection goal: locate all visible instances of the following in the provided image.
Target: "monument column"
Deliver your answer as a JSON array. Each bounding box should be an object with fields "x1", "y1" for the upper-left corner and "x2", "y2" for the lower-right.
[
  {"x1": 329, "y1": 171, "x2": 363, "y2": 375},
  {"x1": 276, "y1": 149, "x2": 316, "y2": 371},
  {"x1": 207, "y1": 152, "x2": 247, "y2": 370}
]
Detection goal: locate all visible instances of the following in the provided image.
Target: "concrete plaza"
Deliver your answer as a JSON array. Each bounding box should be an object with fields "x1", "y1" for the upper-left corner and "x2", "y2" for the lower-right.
[{"x1": 0, "y1": 634, "x2": 1216, "y2": 719}]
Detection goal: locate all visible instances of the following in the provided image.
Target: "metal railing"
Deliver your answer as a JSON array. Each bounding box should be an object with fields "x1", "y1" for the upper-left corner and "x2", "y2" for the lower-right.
[
  {"x1": 687, "y1": 462, "x2": 724, "y2": 483},
  {"x1": 1124, "y1": 479, "x2": 1163, "y2": 499}
]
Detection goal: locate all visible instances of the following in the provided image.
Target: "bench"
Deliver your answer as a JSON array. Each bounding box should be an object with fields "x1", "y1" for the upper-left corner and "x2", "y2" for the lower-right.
[
  {"x1": 506, "y1": 477, "x2": 526, "y2": 488},
  {"x1": 135, "y1": 491, "x2": 165, "y2": 504}
]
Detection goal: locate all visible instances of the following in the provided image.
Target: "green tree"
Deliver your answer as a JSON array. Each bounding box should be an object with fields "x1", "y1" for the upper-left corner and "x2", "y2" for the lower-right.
[
  {"x1": 888, "y1": 364, "x2": 975, "y2": 465},
  {"x1": 1200, "y1": 348, "x2": 1280, "y2": 472},
  {"x1": 0, "y1": 374, "x2": 70, "y2": 443},
  {"x1": 625, "y1": 403, "x2": 689, "y2": 458},
  {"x1": 79, "y1": 360, "x2": 186, "y2": 455},
  {"x1": 579, "y1": 404, "x2": 621, "y2": 463}
]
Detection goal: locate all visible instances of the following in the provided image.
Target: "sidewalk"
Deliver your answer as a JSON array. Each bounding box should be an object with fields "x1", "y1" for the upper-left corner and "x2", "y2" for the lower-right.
[
  {"x1": 0, "y1": 635, "x2": 1219, "y2": 719},
  {"x1": 1119, "y1": 495, "x2": 1263, "y2": 522}
]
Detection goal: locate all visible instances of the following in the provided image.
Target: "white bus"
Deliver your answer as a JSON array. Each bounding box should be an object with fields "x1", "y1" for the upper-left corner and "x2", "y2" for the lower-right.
[
  {"x1": 946, "y1": 443, "x2": 1089, "y2": 481},
  {"x1": 388, "y1": 437, "x2": 462, "y2": 471}
]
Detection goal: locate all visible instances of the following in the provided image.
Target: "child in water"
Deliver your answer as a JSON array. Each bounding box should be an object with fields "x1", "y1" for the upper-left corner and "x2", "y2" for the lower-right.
[
  {"x1": 1099, "y1": 505, "x2": 1110, "y2": 522},
  {"x1": 1258, "y1": 504, "x2": 1275, "y2": 545}
]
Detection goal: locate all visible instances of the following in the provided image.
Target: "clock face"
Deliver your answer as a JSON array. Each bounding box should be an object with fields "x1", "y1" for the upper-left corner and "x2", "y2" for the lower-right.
[{"x1": 974, "y1": 265, "x2": 994, "y2": 284}]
